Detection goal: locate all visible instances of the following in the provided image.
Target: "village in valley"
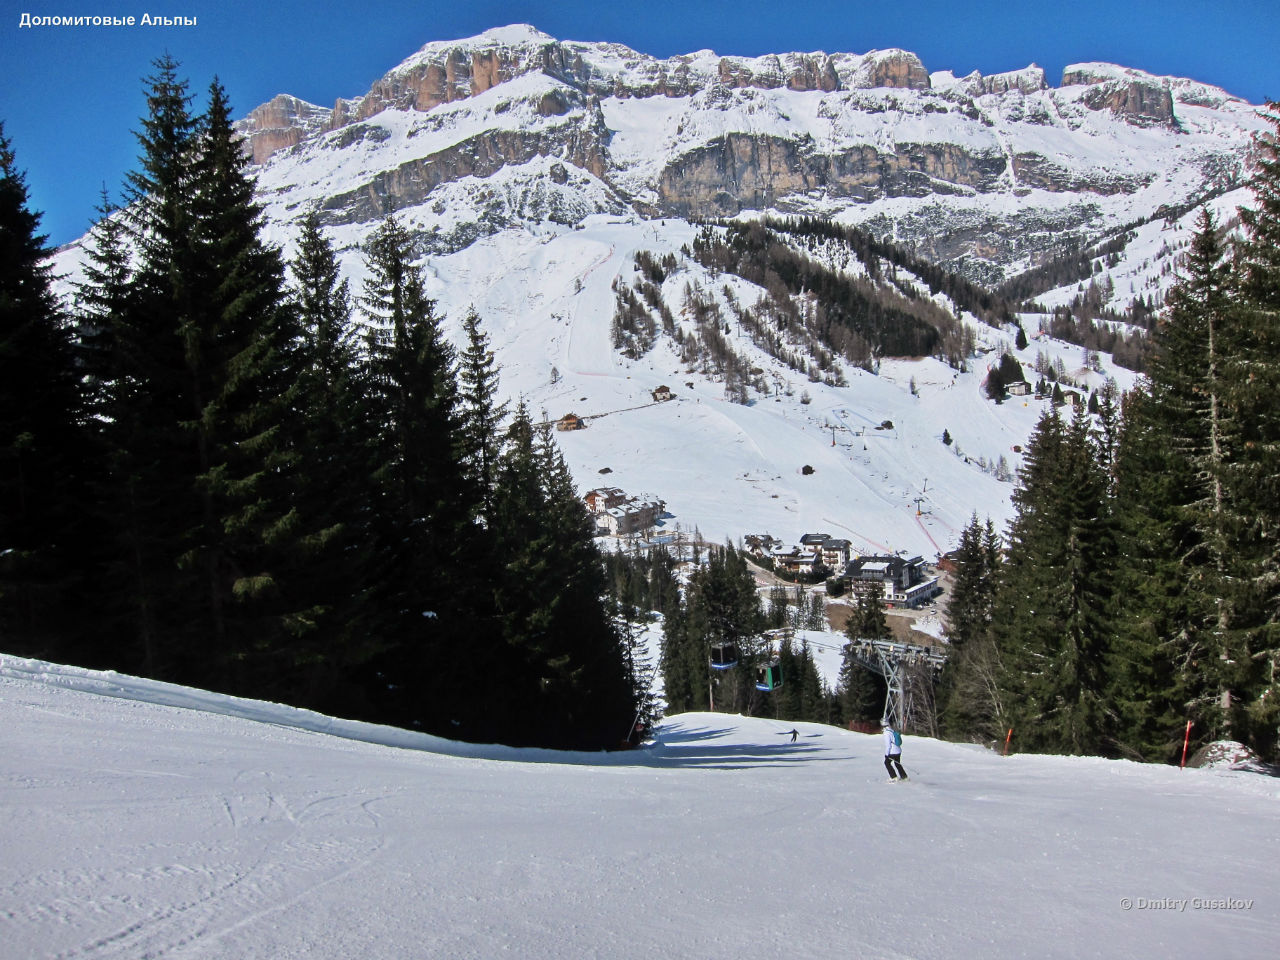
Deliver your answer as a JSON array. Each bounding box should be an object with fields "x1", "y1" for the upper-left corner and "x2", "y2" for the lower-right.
[
  {"x1": 560, "y1": 374, "x2": 955, "y2": 661},
  {"x1": 743, "y1": 533, "x2": 942, "y2": 611},
  {"x1": 583, "y1": 478, "x2": 948, "y2": 655}
]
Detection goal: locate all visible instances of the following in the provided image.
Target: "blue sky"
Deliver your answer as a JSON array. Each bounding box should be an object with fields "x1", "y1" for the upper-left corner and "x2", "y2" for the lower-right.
[{"x1": 2, "y1": 0, "x2": 1277, "y2": 245}]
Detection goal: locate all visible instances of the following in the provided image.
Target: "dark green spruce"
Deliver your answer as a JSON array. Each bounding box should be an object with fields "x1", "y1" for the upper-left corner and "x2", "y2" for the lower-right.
[
  {"x1": 0, "y1": 124, "x2": 88, "y2": 658},
  {"x1": 991, "y1": 408, "x2": 1116, "y2": 755}
]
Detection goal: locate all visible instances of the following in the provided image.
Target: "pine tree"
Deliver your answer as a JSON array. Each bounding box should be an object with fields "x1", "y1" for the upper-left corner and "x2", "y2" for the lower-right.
[
  {"x1": 69, "y1": 190, "x2": 142, "y2": 668},
  {"x1": 1109, "y1": 210, "x2": 1232, "y2": 759},
  {"x1": 0, "y1": 124, "x2": 87, "y2": 656},
  {"x1": 767, "y1": 585, "x2": 789, "y2": 628},
  {"x1": 835, "y1": 644, "x2": 886, "y2": 728},
  {"x1": 285, "y1": 210, "x2": 379, "y2": 711},
  {"x1": 1094, "y1": 378, "x2": 1122, "y2": 477},
  {"x1": 937, "y1": 515, "x2": 1002, "y2": 739},
  {"x1": 457, "y1": 307, "x2": 507, "y2": 521},
  {"x1": 992, "y1": 408, "x2": 1116, "y2": 755},
  {"x1": 482, "y1": 407, "x2": 634, "y2": 746},
  {"x1": 95, "y1": 56, "x2": 202, "y2": 677},
  {"x1": 177, "y1": 78, "x2": 314, "y2": 689},
  {"x1": 667, "y1": 545, "x2": 766, "y2": 715},
  {"x1": 125, "y1": 55, "x2": 198, "y2": 283},
  {"x1": 847, "y1": 579, "x2": 889, "y2": 640},
  {"x1": 75, "y1": 190, "x2": 133, "y2": 415},
  {"x1": 1223, "y1": 102, "x2": 1280, "y2": 756},
  {"x1": 835, "y1": 581, "x2": 891, "y2": 726},
  {"x1": 486, "y1": 405, "x2": 554, "y2": 734},
  {"x1": 359, "y1": 214, "x2": 476, "y2": 731},
  {"x1": 531, "y1": 422, "x2": 635, "y2": 745},
  {"x1": 661, "y1": 588, "x2": 714, "y2": 714},
  {"x1": 795, "y1": 638, "x2": 829, "y2": 722},
  {"x1": 361, "y1": 216, "x2": 471, "y2": 544},
  {"x1": 942, "y1": 516, "x2": 996, "y2": 648}
]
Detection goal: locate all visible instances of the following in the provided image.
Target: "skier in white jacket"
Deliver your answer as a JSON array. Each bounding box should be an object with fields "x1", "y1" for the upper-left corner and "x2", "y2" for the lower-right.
[{"x1": 883, "y1": 718, "x2": 908, "y2": 781}]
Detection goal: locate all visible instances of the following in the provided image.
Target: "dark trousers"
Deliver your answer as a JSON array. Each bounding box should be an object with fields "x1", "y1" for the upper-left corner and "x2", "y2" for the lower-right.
[{"x1": 884, "y1": 754, "x2": 906, "y2": 779}]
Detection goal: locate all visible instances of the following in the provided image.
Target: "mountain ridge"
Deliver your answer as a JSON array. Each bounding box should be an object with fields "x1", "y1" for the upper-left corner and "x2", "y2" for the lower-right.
[
  {"x1": 231, "y1": 23, "x2": 1264, "y2": 289},
  {"x1": 240, "y1": 24, "x2": 1253, "y2": 152}
]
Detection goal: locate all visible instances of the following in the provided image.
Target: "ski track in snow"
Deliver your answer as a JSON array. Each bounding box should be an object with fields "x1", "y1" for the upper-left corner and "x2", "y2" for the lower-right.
[{"x1": 3, "y1": 655, "x2": 1279, "y2": 960}]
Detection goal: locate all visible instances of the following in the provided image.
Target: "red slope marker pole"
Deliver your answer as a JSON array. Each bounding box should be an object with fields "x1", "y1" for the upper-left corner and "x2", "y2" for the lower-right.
[
  {"x1": 1003, "y1": 728, "x2": 1013, "y2": 757},
  {"x1": 1180, "y1": 720, "x2": 1193, "y2": 770}
]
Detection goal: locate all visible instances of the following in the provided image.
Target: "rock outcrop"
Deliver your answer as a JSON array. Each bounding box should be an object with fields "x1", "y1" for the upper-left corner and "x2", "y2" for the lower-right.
[
  {"x1": 1062, "y1": 65, "x2": 1177, "y2": 128},
  {"x1": 656, "y1": 135, "x2": 1008, "y2": 217},
  {"x1": 353, "y1": 45, "x2": 573, "y2": 120},
  {"x1": 320, "y1": 112, "x2": 611, "y2": 224},
  {"x1": 961, "y1": 66, "x2": 1048, "y2": 97},
  {"x1": 235, "y1": 94, "x2": 330, "y2": 165},
  {"x1": 716, "y1": 54, "x2": 841, "y2": 92},
  {"x1": 853, "y1": 50, "x2": 931, "y2": 90}
]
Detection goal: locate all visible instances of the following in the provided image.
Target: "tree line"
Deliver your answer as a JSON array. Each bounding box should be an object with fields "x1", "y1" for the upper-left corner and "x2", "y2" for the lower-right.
[
  {"x1": 0, "y1": 59, "x2": 638, "y2": 750},
  {"x1": 690, "y1": 221, "x2": 957, "y2": 365},
  {"x1": 652, "y1": 543, "x2": 891, "y2": 730},
  {"x1": 659, "y1": 544, "x2": 827, "y2": 720},
  {"x1": 937, "y1": 105, "x2": 1280, "y2": 762},
  {"x1": 755, "y1": 214, "x2": 1018, "y2": 332}
]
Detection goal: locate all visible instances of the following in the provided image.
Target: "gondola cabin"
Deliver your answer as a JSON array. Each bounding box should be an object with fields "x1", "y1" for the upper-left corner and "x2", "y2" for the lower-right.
[
  {"x1": 709, "y1": 642, "x2": 739, "y2": 670},
  {"x1": 755, "y1": 659, "x2": 784, "y2": 692}
]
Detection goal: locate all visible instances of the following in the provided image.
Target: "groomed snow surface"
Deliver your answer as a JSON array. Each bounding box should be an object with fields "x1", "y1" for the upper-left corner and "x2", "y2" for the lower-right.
[{"x1": 3, "y1": 655, "x2": 1277, "y2": 959}]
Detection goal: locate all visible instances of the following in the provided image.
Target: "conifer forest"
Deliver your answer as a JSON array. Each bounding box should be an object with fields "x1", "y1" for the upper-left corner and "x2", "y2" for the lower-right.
[{"x1": 0, "y1": 60, "x2": 637, "y2": 750}]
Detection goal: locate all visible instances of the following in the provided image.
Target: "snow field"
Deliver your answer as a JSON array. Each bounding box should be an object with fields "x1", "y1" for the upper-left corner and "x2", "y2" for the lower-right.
[{"x1": 2, "y1": 655, "x2": 1277, "y2": 959}]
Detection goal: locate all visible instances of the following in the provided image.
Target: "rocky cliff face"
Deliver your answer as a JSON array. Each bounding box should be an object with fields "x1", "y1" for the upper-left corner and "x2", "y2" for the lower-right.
[
  {"x1": 839, "y1": 49, "x2": 931, "y2": 90},
  {"x1": 1062, "y1": 65, "x2": 1177, "y2": 128},
  {"x1": 716, "y1": 54, "x2": 841, "y2": 93},
  {"x1": 235, "y1": 94, "x2": 331, "y2": 165},
  {"x1": 655, "y1": 135, "x2": 1008, "y2": 218},
  {"x1": 319, "y1": 119, "x2": 612, "y2": 225},
  {"x1": 957, "y1": 66, "x2": 1048, "y2": 97},
  {"x1": 353, "y1": 45, "x2": 549, "y2": 119},
  {"x1": 240, "y1": 33, "x2": 950, "y2": 171},
  {"x1": 241, "y1": 25, "x2": 1262, "y2": 281}
]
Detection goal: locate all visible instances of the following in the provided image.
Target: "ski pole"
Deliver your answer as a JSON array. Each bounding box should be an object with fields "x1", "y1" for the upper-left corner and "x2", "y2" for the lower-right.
[
  {"x1": 1003, "y1": 728, "x2": 1013, "y2": 756},
  {"x1": 1180, "y1": 720, "x2": 1193, "y2": 769}
]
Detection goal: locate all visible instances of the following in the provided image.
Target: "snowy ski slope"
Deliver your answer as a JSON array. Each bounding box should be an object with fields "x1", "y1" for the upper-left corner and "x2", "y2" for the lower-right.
[{"x1": 3, "y1": 655, "x2": 1277, "y2": 959}]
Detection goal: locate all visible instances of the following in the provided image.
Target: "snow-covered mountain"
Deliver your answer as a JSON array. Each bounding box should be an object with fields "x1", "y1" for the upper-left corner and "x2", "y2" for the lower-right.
[
  {"x1": 237, "y1": 24, "x2": 1265, "y2": 284},
  {"x1": 4, "y1": 653, "x2": 1277, "y2": 959},
  {"x1": 52, "y1": 25, "x2": 1267, "y2": 557}
]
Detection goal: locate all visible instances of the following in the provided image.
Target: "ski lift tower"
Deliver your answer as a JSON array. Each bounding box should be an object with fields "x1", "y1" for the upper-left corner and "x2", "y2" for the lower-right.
[{"x1": 844, "y1": 637, "x2": 948, "y2": 730}]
